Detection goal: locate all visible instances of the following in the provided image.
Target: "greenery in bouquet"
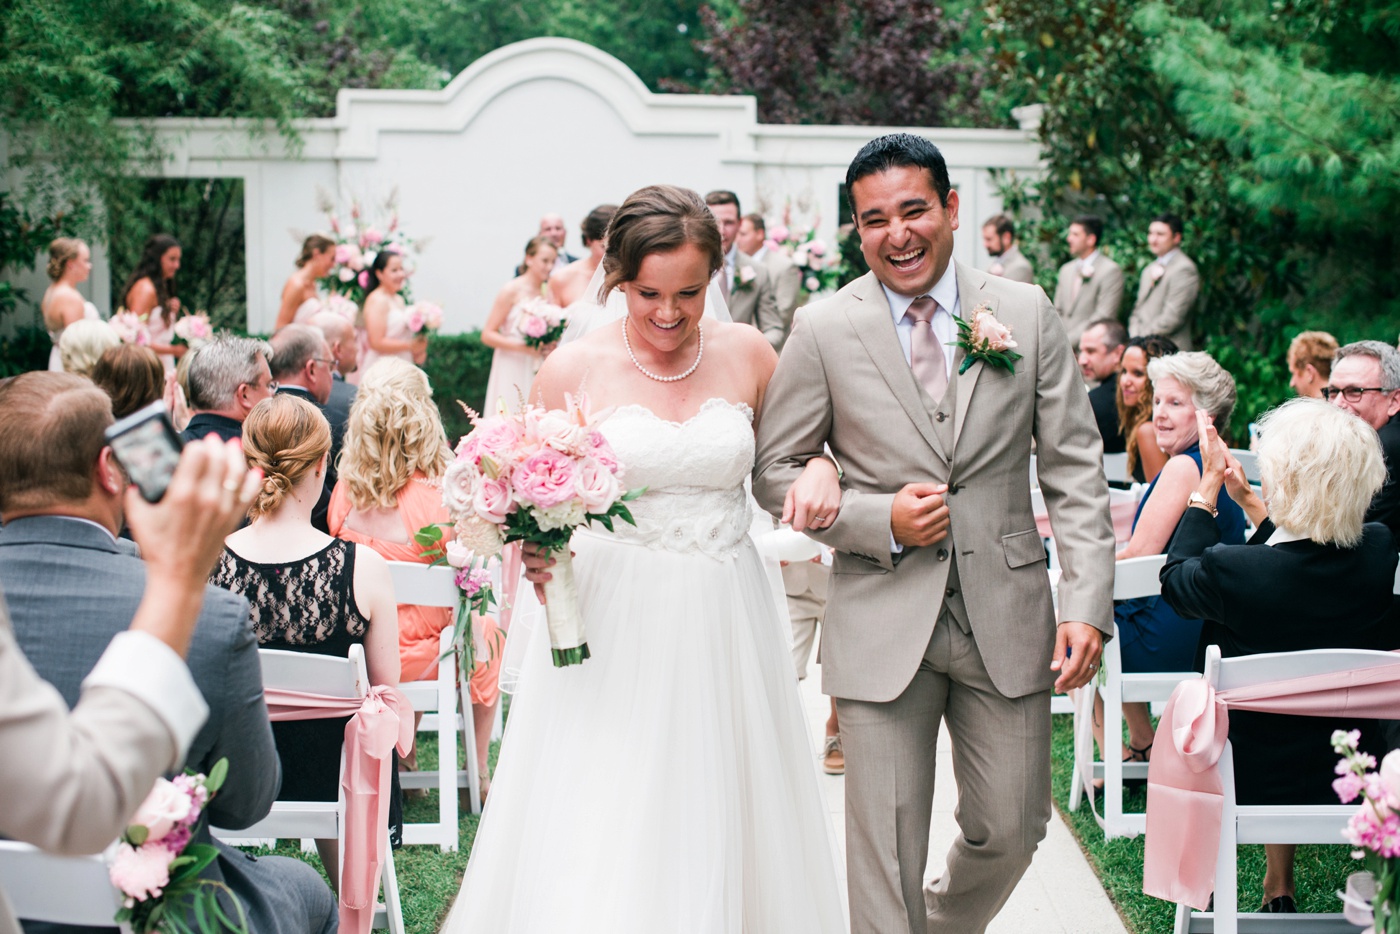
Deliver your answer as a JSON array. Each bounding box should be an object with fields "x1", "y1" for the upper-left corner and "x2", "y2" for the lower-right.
[
  {"x1": 1332, "y1": 730, "x2": 1400, "y2": 932},
  {"x1": 413, "y1": 518, "x2": 503, "y2": 676},
  {"x1": 314, "y1": 188, "x2": 420, "y2": 306},
  {"x1": 109, "y1": 757, "x2": 246, "y2": 934},
  {"x1": 766, "y1": 204, "x2": 844, "y2": 296}
]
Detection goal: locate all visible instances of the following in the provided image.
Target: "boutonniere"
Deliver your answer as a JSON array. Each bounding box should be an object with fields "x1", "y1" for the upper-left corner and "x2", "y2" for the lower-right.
[
  {"x1": 733, "y1": 264, "x2": 757, "y2": 292},
  {"x1": 1080, "y1": 264, "x2": 1095, "y2": 280},
  {"x1": 951, "y1": 304, "x2": 1022, "y2": 375},
  {"x1": 1147, "y1": 263, "x2": 1166, "y2": 284}
]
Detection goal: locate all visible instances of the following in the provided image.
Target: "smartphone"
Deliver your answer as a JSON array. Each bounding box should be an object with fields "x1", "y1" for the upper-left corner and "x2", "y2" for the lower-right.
[{"x1": 105, "y1": 400, "x2": 185, "y2": 502}]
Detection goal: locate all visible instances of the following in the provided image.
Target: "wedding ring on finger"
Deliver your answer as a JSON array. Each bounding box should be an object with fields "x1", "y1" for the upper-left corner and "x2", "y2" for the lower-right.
[
  {"x1": 812, "y1": 515, "x2": 827, "y2": 524},
  {"x1": 222, "y1": 478, "x2": 241, "y2": 493}
]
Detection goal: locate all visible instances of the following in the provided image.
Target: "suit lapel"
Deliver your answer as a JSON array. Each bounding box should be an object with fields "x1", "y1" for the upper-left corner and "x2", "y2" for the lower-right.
[
  {"x1": 952, "y1": 263, "x2": 993, "y2": 452},
  {"x1": 845, "y1": 274, "x2": 950, "y2": 466}
]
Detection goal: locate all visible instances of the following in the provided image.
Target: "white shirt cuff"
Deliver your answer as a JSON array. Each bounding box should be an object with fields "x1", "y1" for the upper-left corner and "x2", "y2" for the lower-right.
[
  {"x1": 890, "y1": 533, "x2": 903, "y2": 555},
  {"x1": 83, "y1": 631, "x2": 209, "y2": 764}
]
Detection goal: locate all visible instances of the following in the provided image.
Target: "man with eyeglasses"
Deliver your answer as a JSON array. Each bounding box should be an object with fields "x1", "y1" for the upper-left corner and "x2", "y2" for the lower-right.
[
  {"x1": 1325, "y1": 340, "x2": 1400, "y2": 539},
  {"x1": 269, "y1": 324, "x2": 340, "y2": 532},
  {"x1": 179, "y1": 334, "x2": 276, "y2": 446}
]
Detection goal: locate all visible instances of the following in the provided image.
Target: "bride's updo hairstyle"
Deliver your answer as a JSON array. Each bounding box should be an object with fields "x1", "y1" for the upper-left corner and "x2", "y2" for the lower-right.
[
  {"x1": 599, "y1": 185, "x2": 723, "y2": 301},
  {"x1": 242, "y1": 394, "x2": 332, "y2": 520}
]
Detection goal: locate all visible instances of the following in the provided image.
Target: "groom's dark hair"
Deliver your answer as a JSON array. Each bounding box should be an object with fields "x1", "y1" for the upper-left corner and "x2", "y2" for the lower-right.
[{"x1": 846, "y1": 134, "x2": 951, "y2": 210}]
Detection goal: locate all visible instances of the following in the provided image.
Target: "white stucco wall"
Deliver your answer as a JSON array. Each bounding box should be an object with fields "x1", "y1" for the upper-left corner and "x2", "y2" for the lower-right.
[{"x1": 5, "y1": 38, "x2": 1042, "y2": 334}]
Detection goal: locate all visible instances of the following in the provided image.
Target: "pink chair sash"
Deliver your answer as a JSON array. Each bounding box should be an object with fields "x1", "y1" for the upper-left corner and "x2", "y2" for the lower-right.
[
  {"x1": 264, "y1": 685, "x2": 413, "y2": 934},
  {"x1": 1143, "y1": 661, "x2": 1400, "y2": 909}
]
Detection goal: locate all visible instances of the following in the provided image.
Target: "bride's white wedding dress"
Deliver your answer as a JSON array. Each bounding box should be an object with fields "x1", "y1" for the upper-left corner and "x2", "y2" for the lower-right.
[{"x1": 442, "y1": 397, "x2": 845, "y2": 933}]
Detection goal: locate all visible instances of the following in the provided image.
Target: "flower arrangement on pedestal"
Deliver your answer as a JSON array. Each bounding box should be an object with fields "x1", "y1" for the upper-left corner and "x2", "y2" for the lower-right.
[
  {"x1": 314, "y1": 188, "x2": 421, "y2": 306},
  {"x1": 766, "y1": 203, "x2": 845, "y2": 296}
]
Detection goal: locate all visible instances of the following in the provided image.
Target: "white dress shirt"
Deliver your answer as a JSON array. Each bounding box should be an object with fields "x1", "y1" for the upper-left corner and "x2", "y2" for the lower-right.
[
  {"x1": 1079, "y1": 248, "x2": 1102, "y2": 276},
  {"x1": 1155, "y1": 248, "x2": 1180, "y2": 268},
  {"x1": 882, "y1": 259, "x2": 961, "y2": 383}
]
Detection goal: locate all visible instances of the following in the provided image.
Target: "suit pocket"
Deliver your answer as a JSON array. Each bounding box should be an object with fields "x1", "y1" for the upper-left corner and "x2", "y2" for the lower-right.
[
  {"x1": 832, "y1": 552, "x2": 888, "y2": 575},
  {"x1": 1001, "y1": 529, "x2": 1047, "y2": 569}
]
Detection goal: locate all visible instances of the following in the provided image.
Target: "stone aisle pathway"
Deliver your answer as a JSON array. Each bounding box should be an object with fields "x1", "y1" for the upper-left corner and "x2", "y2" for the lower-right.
[{"x1": 799, "y1": 664, "x2": 1128, "y2": 933}]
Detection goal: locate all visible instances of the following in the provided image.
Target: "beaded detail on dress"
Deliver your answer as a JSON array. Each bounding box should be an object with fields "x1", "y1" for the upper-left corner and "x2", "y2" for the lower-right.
[{"x1": 211, "y1": 538, "x2": 369, "y2": 645}]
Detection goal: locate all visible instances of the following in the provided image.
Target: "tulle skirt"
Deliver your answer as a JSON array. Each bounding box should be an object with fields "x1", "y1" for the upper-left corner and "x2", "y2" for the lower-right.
[{"x1": 442, "y1": 530, "x2": 845, "y2": 933}]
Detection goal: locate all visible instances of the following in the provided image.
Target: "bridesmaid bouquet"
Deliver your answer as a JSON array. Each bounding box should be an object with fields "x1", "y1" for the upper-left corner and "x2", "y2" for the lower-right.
[
  {"x1": 405, "y1": 302, "x2": 444, "y2": 337},
  {"x1": 515, "y1": 297, "x2": 567, "y2": 350},
  {"x1": 1332, "y1": 730, "x2": 1400, "y2": 932},
  {"x1": 109, "y1": 758, "x2": 246, "y2": 933},
  {"x1": 440, "y1": 393, "x2": 641, "y2": 666},
  {"x1": 110, "y1": 310, "x2": 152, "y2": 347},
  {"x1": 170, "y1": 312, "x2": 213, "y2": 349}
]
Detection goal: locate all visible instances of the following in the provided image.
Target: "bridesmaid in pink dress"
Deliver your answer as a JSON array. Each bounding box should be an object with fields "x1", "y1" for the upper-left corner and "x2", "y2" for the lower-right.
[
  {"x1": 121, "y1": 234, "x2": 184, "y2": 371},
  {"x1": 361, "y1": 250, "x2": 426, "y2": 372},
  {"x1": 481, "y1": 235, "x2": 557, "y2": 413},
  {"x1": 274, "y1": 234, "x2": 336, "y2": 331}
]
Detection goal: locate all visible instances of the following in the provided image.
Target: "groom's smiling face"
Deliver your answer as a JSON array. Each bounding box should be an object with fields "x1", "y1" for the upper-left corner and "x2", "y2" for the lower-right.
[{"x1": 851, "y1": 165, "x2": 960, "y2": 298}]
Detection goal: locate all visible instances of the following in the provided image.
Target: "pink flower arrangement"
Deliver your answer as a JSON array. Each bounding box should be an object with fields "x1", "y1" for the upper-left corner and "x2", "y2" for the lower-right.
[
  {"x1": 1333, "y1": 731, "x2": 1400, "y2": 930},
  {"x1": 170, "y1": 312, "x2": 213, "y2": 348},
  {"x1": 109, "y1": 759, "x2": 239, "y2": 932},
  {"x1": 515, "y1": 297, "x2": 567, "y2": 350},
  {"x1": 441, "y1": 393, "x2": 640, "y2": 666},
  {"x1": 315, "y1": 187, "x2": 420, "y2": 305},
  {"x1": 767, "y1": 206, "x2": 842, "y2": 294},
  {"x1": 110, "y1": 310, "x2": 151, "y2": 346},
  {"x1": 405, "y1": 302, "x2": 444, "y2": 336}
]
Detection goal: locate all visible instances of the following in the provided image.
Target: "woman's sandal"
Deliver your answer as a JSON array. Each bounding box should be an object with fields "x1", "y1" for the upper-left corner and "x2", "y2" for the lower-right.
[{"x1": 1124, "y1": 740, "x2": 1152, "y2": 790}]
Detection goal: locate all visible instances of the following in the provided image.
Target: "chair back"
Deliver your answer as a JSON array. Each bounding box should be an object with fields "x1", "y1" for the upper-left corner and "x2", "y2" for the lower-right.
[
  {"x1": 1204, "y1": 643, "x2": 1400, "y2": 692},
  {"x1": 0, "y1": 842, "x2": 129, "y2": 930},
  {"x1": 1112, "y1": 554, "x2": 1166, "y2": 600},
  {"x1": 387, "y1": 561, "x2": 459, "y2": 610},
  {"x1": 1103, "y1": 452, "x2": 1131, "y2": 485},
  {"x1": 258, "y1": 644, "x2": 368, "y2": 700},
  {"x1": 1227, "y1": 449, "x2": 1261, "y2": 485}
]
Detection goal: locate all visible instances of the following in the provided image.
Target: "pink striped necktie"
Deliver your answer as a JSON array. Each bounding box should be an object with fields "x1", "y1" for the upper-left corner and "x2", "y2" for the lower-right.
[{"x1": 904, "y1": 296, "x2": 948, "y2": 403}]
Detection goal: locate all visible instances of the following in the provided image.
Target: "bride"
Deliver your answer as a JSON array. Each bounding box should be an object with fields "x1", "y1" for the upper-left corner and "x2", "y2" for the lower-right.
[{"x1": 441, "y1": 185, "x2": 846, "y2": 933}]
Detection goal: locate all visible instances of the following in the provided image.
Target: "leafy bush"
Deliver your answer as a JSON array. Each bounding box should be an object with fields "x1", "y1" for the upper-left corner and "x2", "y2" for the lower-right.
[
  {"x1": 421, "y1": 331, "x2": 493, "y2": 442},
  {"x1": 0, "y1": 327, "x2": 54, "y2": 377}
]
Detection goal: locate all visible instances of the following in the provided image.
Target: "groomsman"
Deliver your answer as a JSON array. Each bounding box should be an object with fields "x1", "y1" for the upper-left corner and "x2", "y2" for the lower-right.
[
  {"x1": 704, "y1": 190, "x2": 785, "y2": 350},
  {"x1": 1052, "y1": 214, "x2": 1124, "y2": 349},
  {"x1": 981, "y1": 214, "x2": 1035, "y2": 283},
  {"x1": 538, "y1": 213, "x2": 579, "y2": 272},
  {"x1": 1128, "y1": 212, "x2": 1199, "y2": 350},
  {"x1": 738, "y1": 213, "x2": 804, "y2": 349}
]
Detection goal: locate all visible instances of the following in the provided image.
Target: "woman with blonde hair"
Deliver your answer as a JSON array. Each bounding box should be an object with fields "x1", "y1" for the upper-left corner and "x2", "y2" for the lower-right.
[
  {"x1": 274, "y1": 234, "x2": 337, "y2": 331},
  {"x1": 1116, "y1": 334, "x2": 1178, "y2": 482},
  {"x1": 329, "y1": 358, "x2": 502, "y2": 790},
  {"x1": 57, "y1": 319, "x2": 121, "y2": 378},
  {"x1": 1161, "y1": 399, "x2": 1398, "y2": 912},
  {"x1": 210, "y1": 393, "x2": 399, "y2": 876},
  {"x1": 42, "y1": 237, "x2": 102, "y2": 371}
]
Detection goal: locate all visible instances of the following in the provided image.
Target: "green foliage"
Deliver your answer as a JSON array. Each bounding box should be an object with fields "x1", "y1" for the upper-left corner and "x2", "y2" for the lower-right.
[
  {"x1": 0, "y1": 328, "x2": 53, "y2": 377},
  {"x1": 0, "y1": 194, "x2": 84, "y2": 322},
  {"x1": 983, "y1": 0, "x2": 1400, "y2": 432},
  {"x1": 420, "y1": 331, "x2": 494, "y2": 442}
]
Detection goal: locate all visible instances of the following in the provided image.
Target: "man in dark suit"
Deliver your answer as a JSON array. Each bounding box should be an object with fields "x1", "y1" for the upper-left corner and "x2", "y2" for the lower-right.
[
  {"x1": 1326, "y1": 340, "x2": 1400, "y2": 539},
  {"x1": 1078, "y1": 319, "x2": 1128, "y2": 455},
  {"x1": 270, "y1": 325, "x2": 340, "y2": 533},
  {"x1": 539, "y1": 213, "x2": 579, "y2": 271},
  {"x1": 310, "y1": 311, "x2": 359, "y2": 434},
  {"x1": 0, "y1": 372, "x2": 336, "y2": 934},
  {"x1": 180, "y1": 334, "x2": 276, "y2": 445}
]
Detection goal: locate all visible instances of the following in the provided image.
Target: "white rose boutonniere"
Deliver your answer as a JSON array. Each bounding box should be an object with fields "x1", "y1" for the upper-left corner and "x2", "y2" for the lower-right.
[
  {"x1": 950, "y1": 303, "x2": 1023, "y2": 375},
  {"x1": 734, "y1": 265, "x2": 757, "y2": 292}
]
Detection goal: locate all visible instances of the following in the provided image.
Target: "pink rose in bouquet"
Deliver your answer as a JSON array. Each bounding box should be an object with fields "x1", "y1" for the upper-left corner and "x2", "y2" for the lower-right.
[
  {"x1": 171, "y1": 313, "x2": 213, "y2": 348},
  {"x1": 405, "y1": 302, "x2": 443, "y2": 336},
  {"x1": 587, "y1": 430, "x2": 620, "y2": 473},
  {"x1": 576, "y1": 457, "x2": 623, "y2": 513},
  {"x1": 334, "y1": 243, "x2": 363, "y2": 269},
  {"x1": 512, "y1": 448, "x2": 580, "y2": 510},
  {"x1": 473, "y1": 474, "x2": 514, "y2": 525},
  {"x1": 515, "y1": 297, "x2": 567, "y2": 349},
  {"x1": 110, "y1": 311, "x2": 151, "y2": 347},
  {"x1": 131, "y1": 778, "x2": 194, "y2": 841},
  {"x1": 522, "y1": 313, "x2": 549, "y2": 339}
]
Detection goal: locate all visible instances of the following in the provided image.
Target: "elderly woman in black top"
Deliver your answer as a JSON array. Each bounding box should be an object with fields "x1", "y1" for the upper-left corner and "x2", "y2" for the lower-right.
[{"x1": 1160, "y1": 398, "x2": 1398, "y2": 913}]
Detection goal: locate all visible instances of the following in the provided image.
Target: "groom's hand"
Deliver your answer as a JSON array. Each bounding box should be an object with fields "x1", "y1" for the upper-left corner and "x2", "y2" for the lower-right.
[
  {"x1": 890, "y1": 482, "x2": 950, "y2": 547},
  {"x1": 1051, "y1": 622, "x2": 1103, "y2": 693}
]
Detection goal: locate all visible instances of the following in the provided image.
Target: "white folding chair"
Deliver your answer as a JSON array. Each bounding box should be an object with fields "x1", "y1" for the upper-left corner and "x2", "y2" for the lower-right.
[
  {"x1": 0, "y1": 842, "x2": 131, "y2": 932},
  {"x1": 1174, "y1": 644, "x2": 1400, "y2": 934},
  {"x1": 387, "y1": 560, "x2": 483, "y2": 847},
  {"x1": 1068, "y1": 554, "x2": 1200, "y2": 839},
  {"x1": 1228, "y1": 448, "x2": 1261, "y2": 486},
  {"x1": 214, "y1": 646, "x2": 405, "y2": 934},
  {"x1": 1103, "y1": 451, "x2": 1132, "y2": 485}
]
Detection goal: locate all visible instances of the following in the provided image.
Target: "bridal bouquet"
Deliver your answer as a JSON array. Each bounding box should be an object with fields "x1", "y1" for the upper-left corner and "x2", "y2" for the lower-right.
[
  {"x1": 1332, "y1": 730, "x2": 1400, "y2": 932},
  {"x1": 109, "y1": 758, "x2": 246, "y2": 933},
  {"x1": 515, "y1": 297, "x2": 566, "y2": 350},
  {"x1": 110, "y1": 310, "x2": 152, "y2": 347},
  {"x1": 405, "y1": 302, "x2": 444, "y2": 337},
  {"x1": 170, "y1": 312, "x2": 213, "y2": 349},
  {"x1": 413, "y1": 515, "x2": 502, "y2": 676},
  {"x1": 441, "y1": 393, "x2": 640, "y2": 666}
]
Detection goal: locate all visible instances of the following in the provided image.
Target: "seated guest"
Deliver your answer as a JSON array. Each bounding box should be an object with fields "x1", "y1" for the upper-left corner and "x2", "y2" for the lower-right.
[
  {"x1": 1326, "y1": 340, "x2": 1400, "y2": 540},
  {"x1": 1162, "y1": 400, "x2": 1398, "y2": 912},
  {"x1": 1092, "y1": 351, "x2": 1245, "y2": 763},
  {"x1": 57, "y1": 319, "x2": 120, "y2": 378},
  {"x1": 90, "y1": 343, "x2": 165, "y2": 419},
  {"x1": 210, "y1": 393, "x2": 399, "y2": 880},
  {"x1": 1117, "y1": 334, "x2": 1179, "y2": 483},
  {"x1": 0, "y1": 373, "x2": 335, "y2": 934},
  {"x1": 309, "y1": 310, "x2": 359, "y2": 432},
  {"x1": 329, "y1": 358, "x2": 503, "y2": 795},
  {"x1": 180, "y1": 333, "x2": 276, "y2": 444},
  {"x1": 1286, "y1": 330, "x2": 1337, "y2": 399},
  {"x1": 269, "y1": 325, "x2": 338, "y2": 532},
  {"x1": 1077, "y1": 319, "x2": 1128, "y2": 455}
]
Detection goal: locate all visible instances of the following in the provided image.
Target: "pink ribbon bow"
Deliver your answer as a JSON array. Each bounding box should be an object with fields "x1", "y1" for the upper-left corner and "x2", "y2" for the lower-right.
[
  {"x1": 265, "y1": 684, "x2": 413, "y2": 934},
  {"x1": 1143, "y1": 661, "x2": 1400, "y2": 909}
]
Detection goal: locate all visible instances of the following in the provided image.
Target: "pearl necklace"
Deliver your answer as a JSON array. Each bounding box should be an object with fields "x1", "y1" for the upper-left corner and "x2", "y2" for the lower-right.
[{"x1": 623, "y1": 319, "x2": 704, "y2": 383}]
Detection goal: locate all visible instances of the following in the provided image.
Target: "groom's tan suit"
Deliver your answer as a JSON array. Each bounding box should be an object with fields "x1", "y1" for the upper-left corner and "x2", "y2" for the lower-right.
[{"x1": 754, "y1": 262, "x2": 1113, "y2": 933}]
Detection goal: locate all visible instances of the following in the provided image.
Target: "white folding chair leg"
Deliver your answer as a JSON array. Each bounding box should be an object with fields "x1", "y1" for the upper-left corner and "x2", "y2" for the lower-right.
[
  {"x1": 459, "y1": 661, "x2": 483, "y2": 815},
  {"x1": 1068, "y1": 684, "x2": 1096, "y2": 813},
  {"x1": 436, "y1": 650, "x2": 459, "y2": 850}
]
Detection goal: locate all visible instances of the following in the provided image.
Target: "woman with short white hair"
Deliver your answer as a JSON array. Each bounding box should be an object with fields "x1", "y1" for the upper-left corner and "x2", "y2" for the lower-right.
[{"x1": 1160, "y1": 398, "x2": 1398, "y2": 912}]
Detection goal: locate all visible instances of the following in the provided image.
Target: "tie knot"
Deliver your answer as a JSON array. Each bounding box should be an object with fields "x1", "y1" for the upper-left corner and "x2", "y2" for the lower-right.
[{"x1": 905, "y1": 296, "x2": 937, "y2": 325}]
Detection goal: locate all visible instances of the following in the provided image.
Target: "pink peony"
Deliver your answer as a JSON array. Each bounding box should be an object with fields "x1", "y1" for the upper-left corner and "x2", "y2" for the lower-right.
[
  {"x1": 770, "y1": 225, "x2": 790, "y2": 243},
  {"x1": 587, "y1": 431, "x2": 620, "y2": 474},
  {"x1": 132, "y1": 778, "x2": 193, "y2": 842},
  {"x1": 109, "y1": 841, "x2": 173, "y2": 902},
  {"x1": 522, "y1": 314, "x2": 549, "y2": 339},
  {"x1": 575, "y1": 457, "x2": 622, "y2": 513},
  {"x1": 357, "y1": 271, "x2": 370, "y2": 289},
  {"x1": 511, "y1": 448, "x2": 580, "y2": 509},
  {"x1": 473, "y1": 475, "x2": 513, "y2": 525}
]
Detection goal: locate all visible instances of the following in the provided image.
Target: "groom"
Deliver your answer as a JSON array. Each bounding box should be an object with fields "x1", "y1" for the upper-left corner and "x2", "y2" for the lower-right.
[{"x1": 754, "y1": 134, "x2": 1114, "y2": 933}]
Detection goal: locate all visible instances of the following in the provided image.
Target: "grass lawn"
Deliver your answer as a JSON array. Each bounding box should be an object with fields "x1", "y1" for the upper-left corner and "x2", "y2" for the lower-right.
[{"x1": 1049, "y1": 713, "x2": 1361, "y2": 933}]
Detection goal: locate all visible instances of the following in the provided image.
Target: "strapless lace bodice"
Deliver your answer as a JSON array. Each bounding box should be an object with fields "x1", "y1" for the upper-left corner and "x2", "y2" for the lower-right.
[{"x1": 591, "y1": 398, "x2": 754, "y2": 560}]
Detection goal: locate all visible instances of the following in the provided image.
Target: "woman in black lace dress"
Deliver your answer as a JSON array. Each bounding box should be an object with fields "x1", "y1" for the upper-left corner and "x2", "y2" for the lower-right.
[{"x1": 210, "y1": 394, "x2": 399, "y2": 882}]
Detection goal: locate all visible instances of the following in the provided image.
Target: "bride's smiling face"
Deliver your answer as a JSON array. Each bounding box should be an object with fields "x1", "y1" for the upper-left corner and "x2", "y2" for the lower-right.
[{"x1": 620, "y1": 242, "x2": 711, "y2": 354}]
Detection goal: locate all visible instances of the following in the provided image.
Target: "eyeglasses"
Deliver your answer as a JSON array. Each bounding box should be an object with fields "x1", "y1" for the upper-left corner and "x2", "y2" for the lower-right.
[{"x1": 1322, "y1": 386, "x2": 1388, "y2": 403}]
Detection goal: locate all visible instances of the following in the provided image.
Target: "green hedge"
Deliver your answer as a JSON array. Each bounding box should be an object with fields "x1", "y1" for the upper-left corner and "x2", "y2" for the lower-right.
[
  {"x1": 421, "y1": 331, "x2": 493, "y2": 442},
  {"x1": 0, "y1": 327, "x2": 53, "y2": 377}
]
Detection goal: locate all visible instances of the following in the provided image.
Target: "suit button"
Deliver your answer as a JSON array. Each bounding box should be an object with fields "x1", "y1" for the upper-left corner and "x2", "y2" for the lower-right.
[
  {"x1": 937, "y1": 548, "x2": 949, "y2": 561},
  {"x1": 948, "y1": 483, "x2": 961, "y2": 495},
  {"x1": 935, "y1": 412, "x2": 948, "y2": 422},
  {"x1": 945, "y1": 587, "x2": 958, "y2": 597}
]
